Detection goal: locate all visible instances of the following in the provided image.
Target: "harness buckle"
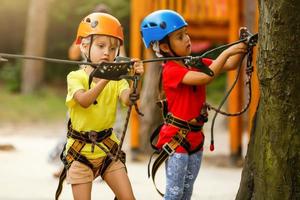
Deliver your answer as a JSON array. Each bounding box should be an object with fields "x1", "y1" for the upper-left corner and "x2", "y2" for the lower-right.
[
  {"x1": 162, "y1": 143, "x2": 175, "y2": 156},
  {"x1": 164, "y1": 113, "x2": 170, "y2": 123},
  {"x1": 89, "y1": 131, "x2": 98, "y2": 153},
  {"x1": 165, "y1": 113, "x2": 176, "y2": 125}
]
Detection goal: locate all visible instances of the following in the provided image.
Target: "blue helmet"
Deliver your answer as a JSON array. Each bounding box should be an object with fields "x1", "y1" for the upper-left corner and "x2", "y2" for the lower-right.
[{"x1": 140, "y1": 10, "x2": 188, "y2": 48}]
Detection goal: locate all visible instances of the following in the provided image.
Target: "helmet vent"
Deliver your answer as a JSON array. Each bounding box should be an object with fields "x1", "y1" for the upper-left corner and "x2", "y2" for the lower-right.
[
  {"x1": 149, "y1": 22, "x2": 157, "y2": 27},
  {"x1": 159, "y1": 22, "x2": 166, "y2": 29},
  {"x1": 91, "y1": 20, "x2": 98, "y2": 28}
]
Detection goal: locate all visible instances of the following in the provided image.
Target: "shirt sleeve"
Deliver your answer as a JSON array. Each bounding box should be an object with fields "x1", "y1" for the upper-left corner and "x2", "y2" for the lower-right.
[
  {"x1": 66, "y1": 71, "x2": 86, "y2": 108},
  {"x1": 202, "y1": 58, "x2": 213, "y2": 67},
  {"x1": 118, "y1": 79, "x2": 129, "y2": 97},
  {"x1": 163, "y1": 63, "x2": 189, "y2": 88},
  {"x1": 117, "y1": 79, "x2": 130, "y2": 107}
]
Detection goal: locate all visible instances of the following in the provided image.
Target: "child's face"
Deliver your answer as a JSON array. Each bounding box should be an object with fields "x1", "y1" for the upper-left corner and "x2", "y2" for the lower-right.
[
  {"x1": 168, "y1": 27, "x2": 191, "y2": 56},
  {"x1": 89, "y1": 35, "x2": 120, "y2": 63}
]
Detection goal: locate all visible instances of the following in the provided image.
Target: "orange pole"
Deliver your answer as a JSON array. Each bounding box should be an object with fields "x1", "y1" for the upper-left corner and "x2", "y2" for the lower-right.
[
  {"x1": 227, "y1": 0, "x2": 244, "y2": 160},
  {"x1": 129, "y1": 0, "x2": 143, "y2": 150},
  {"x1": 248, "y1": 3, "x2": 259, "y2": 136}
]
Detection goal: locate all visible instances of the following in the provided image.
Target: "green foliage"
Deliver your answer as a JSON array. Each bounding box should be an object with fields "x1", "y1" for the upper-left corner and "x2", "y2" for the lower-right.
[
  {"x1": 44, "y1": 0, "x2": 130, "y2": 84},
  {"x1": 206, "y1": 73, "x2": 227, "y2": 105},
  {"x1": 0, "y1": 61, "x2": 22, "y2": 92},
  {"x1": 0, "y1": 0, "x2": 130, "y2": 86},
  {"x1": 0, "y1": 86, "x2": 66, "y2": 124}
]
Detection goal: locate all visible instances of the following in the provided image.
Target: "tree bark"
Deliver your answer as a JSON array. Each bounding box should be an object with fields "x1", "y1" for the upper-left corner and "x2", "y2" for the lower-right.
[
  {"x1": 22, "y1": 0, "x2": 51, "y2": 93},
  {"x1": 139, "y1": 60, "x2": 163, "y2": 153},
  {"x1": 236, "y1": 0, "x2": 300, "y2": 199}
]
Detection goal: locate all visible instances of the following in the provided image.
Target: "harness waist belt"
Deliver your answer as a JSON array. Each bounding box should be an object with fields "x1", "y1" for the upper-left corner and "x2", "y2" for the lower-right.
[
  {"x1": 165, "y1": 113, "x2": 203, "y2": 132},
  {"x1": 67, "y1": 127, "x2": 113, "y2": 143}
]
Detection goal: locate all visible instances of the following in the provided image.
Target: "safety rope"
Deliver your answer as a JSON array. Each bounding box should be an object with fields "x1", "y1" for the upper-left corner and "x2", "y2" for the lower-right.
[
  {"x1": 114, "y1": 74, "x2": 144, "y2": 161},
  {"x1": 0, "y1": 29, "x2": 258, "y2": 155},
  {"x1": 207, "y1": 30, "x2": 258, "y2": 151}
]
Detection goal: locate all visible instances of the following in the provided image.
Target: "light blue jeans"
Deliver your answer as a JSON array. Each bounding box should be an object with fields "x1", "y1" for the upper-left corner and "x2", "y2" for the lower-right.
[{"x1": 163, "y1": 151, "x2": 203, "y2": 200}]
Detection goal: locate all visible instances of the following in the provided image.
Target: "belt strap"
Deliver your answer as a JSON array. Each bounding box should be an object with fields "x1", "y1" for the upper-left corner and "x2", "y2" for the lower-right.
[
  {"x1": 165, "y1": 113, "x2": 203, "y2": 132},
  {"x1": 98, "y1": 137, "x2": 126, "y2": 176},
  {"x1": 55, "y1": 140, "x2": 87, "y2": 200},
  {"x1": 149, "y1": 130, "x2": 185, "y2": 196},
  {"x1": 67, "y1": 127, "x2": 113, "y2": 143},
  {"x1": 149, "y1": 129, "x2": 204, "y2": 197}
]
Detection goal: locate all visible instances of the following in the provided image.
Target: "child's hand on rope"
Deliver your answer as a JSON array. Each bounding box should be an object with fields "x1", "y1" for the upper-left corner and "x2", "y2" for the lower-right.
[
  {"x1": 131, "y1": 58, "x2": 144, "y2": 75},
  {"x1": 129, "y1": 92, "x2": 140, "y2": 102},
  {"x1": 225, "y1": 42, "x2": 248, "y2": 57}
]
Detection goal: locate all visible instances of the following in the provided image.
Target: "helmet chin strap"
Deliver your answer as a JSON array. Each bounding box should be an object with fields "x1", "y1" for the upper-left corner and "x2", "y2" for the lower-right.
[
  {"x1": 87, "y1": 35, "x2": 94, "y2": 66},
  {"x1": 166, "y1": 37, "x2": 180, "y2": 58},
  {"x1": 115, "y1": 46, "x2": 120, "y2": 58}
]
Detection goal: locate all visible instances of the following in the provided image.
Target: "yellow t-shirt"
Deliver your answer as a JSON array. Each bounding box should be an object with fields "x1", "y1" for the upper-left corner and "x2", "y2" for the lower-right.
[{"x1": 65, "y1": 69, "x2": 129, "y2": 159}]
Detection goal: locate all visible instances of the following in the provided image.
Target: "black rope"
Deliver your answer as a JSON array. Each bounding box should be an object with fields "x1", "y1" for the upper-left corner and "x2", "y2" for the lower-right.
[
  {"x1": 0, "y1": 53, "x2": 99, "y2": 67},
  {"x1": 0, "y1": 35, "x2": 255, "y2": 81},
  {"x1": 207, "y1": 32, "x2": 257, "y2": 151},
  {"x1": 0, "y1": 32, "x2": 258, "y2": 154},
  {"x1": 114, "y1": 75, "x2": 143, "y2": 161}
]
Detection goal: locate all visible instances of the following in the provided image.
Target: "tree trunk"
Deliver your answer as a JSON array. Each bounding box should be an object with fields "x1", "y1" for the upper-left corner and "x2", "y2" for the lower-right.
[
  {"x1": 139, "y1": 60, "x2": 163, "y2": 153},
  {"x1": 21, "y1": 0, "x2": 51, "y2": 93},
  {"x1": 236, "y1": 0, "x2": 300, "y2": 199}
]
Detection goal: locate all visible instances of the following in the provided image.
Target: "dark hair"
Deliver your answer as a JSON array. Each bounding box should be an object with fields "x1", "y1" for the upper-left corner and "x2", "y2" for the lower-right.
[{"x1": 158, "y1": 36, "x2": 171, "y2": 57}]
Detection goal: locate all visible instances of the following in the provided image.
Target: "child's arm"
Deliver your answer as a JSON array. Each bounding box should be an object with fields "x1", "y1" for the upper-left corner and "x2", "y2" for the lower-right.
[
  {"x1": 73, "y1": 79, "x2": 109, "y2": 108},
  {"x1": 222, "y1": 42, "x2": 247, "y2": 71},
  {"x1": 182, "y1": 43, "x2": 247, "y2": 86}
]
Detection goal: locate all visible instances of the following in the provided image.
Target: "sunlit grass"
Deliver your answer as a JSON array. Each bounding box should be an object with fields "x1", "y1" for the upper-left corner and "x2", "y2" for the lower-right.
[{"x1": 0, "y1": 86, "x2": 67, "y2": 124}]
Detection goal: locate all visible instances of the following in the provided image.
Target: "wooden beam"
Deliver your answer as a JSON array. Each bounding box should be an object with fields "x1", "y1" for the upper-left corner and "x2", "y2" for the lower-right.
[
  {"x1": 129, "y1": 0, "x2": 143, "y2": 150},
  {"x1": 248, "y1": 2, "x2": 259, "y2": 136},
  {"x1": 227, "y1": 0, "x2": 244, "y2": 159},
  {"x1": 187, "y1": 23, "x2": 229, "y2": 42}
]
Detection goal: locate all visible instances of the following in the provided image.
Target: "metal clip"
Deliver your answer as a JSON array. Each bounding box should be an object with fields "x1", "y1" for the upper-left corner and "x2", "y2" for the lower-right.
[
  {"x1": 165, "y1": 113, "x2": 173, "y2": 124},
  {"x1": 239, "y1": 27, "x2": 249, "y2": 40},
  {"x1": 162, "y1": 143, "x2": 175, "y2": 156},
  {"x1": 88, "y1": 131, "x2": 98, "y2": 153}
]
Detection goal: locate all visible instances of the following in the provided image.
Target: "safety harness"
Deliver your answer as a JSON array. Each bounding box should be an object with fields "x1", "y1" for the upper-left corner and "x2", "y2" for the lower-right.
[
  {"x1": 55, "y1": 121, "x2": 126, "y2": 200},
  {"x1": 148, "y1": 99, "x2": 207, "y2": 196}
]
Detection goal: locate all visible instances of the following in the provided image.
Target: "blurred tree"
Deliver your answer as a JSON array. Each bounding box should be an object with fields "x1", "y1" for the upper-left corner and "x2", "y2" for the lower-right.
[
  {"x1": 45, "y1": 0, "x2": 130, "y2": 85},
  {"x1": 22, "y1": 0, "x2": 52, "y2": 93},
  {"x1": 0, "y1": 0, "x2": 29, "y2": 53},
  {"x1": 236, "y1": 0, "x2": 300, "y2": 199},
  {"x1": 0, "y1": 0, "x2": 130, "y2": 89}
]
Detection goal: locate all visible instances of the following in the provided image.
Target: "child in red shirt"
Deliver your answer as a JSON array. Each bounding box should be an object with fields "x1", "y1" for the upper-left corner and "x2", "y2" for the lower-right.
[{"x1": 141, "y1": 10, "x2": 247, "y2": 200}]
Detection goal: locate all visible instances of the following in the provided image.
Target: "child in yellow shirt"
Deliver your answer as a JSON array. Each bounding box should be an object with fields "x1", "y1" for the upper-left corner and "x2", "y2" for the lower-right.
[{"x1": 56, "y1": 12, "x2": 143, "y2": 200}]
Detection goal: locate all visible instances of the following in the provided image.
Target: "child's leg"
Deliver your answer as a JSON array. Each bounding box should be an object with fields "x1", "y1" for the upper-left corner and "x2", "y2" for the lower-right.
[
  {"x1": 164, "y1": 153, "x2": 189, "y2": 200},
  {"x1": 72, "y1": 182, "x2": 92, "y2": 200},
  {"x1": 67, "y1": 161, "x2": 94, "y2": 200},
  {"x1": 181, "y1": 151, "x2": 203, "y2": 200},
  {"x1": 103, "y1": 160, "x2": 135, "y2": 200}
]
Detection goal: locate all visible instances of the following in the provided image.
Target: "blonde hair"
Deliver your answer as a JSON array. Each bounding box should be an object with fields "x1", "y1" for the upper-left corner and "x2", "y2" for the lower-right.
[{"x1": 80, "y1": 35, "x2": 120, "y2": 60}]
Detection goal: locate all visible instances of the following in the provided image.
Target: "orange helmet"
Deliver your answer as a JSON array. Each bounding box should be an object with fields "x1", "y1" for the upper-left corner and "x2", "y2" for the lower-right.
[{"x1": 75, "y1": 13, "x2": 124, "y2": 45}]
